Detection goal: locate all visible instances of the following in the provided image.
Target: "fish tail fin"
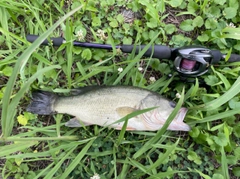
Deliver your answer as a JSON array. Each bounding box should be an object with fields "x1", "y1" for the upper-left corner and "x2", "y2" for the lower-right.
[{"x1": 27, "y1": 91, "x2": 57, "y2": 115}]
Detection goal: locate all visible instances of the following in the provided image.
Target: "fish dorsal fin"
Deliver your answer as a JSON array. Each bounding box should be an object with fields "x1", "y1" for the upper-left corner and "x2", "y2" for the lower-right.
[
  {"x1": 70, "y1": 86, "x2": 104, "y2": 96},
  {"x1": 116, "y1": 107, "x2": 136, "y2": 118}
]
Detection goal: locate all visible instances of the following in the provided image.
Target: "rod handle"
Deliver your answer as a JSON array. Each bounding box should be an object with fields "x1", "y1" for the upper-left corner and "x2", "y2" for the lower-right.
[
  {"x1": 121, "y1": 45, "x2": 172, "y2": 59},
  {"x1": 227, "y1": 54, "x2": 240, "y2": 62},
  {"x1": 211, "y1": 50, "x2": 240, "y2": 63},
  {"x1": 26, "y1": 34, "x2": 64, "y2": 46}
]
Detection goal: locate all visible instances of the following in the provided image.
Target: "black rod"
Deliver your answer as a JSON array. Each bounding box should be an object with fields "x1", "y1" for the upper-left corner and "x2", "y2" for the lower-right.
[{"x1": 72, "y1": 41, "x2": 120, "y2": 49}]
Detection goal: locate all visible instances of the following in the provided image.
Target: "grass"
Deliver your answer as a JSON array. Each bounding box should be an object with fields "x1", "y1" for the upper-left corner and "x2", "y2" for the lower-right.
[{"x1": 0, "y1": 0, "x2": 240, "y2": 178}]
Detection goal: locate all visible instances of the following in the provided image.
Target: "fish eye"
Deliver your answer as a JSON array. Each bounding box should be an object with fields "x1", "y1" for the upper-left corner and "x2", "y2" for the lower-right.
[{"x1": 169, "y1": 101, "x2": 176, "y2": 108}]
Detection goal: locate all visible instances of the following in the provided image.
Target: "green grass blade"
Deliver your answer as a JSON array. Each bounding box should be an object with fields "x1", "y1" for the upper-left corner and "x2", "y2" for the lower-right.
[
  {"x1": 0, "y1": 26, "x2": 27, "y2": 47},
  {"x1": 194, "y1": 169, "x2": 211, "y2": 179},
  {"x1": 147, "y1": 156, "x2": 157, "y2": 175},
  {"x1": 147, "y1": 139, "x2": 180, "y2": 171},
  {"x1": 190, "y1": 78, "x2": 199, "y2": 97},
  {"x1": 0, "y1": 136, "x2": 79, "y2": 142},
  {"x1": 32, "y1": 52, "x2": 52, "y2": 65},
  {"x1": 147, "y1": 76, "x2": 167, "y2": 91},
  {"x1": 107, "y1": 29, "x2": 117, "y2": 56},
  {"x1": 73, "y1": 66, "x2": 114, "y2": 85},
  {"x1": 0, "y1": 141, "x2": 38, "y2": 158},
  {"x1": 5, "y1": 139, "x2": 95, "y2": 159},
  {"x1": 6, "y1": 8, "x2": 21, "y2": 26},
  {"x1": 65, "y1": 19, "x2": 73, "y2": 88},
  {"x1": 113, "y1": 145, "x2": 117, "y2": 178},
  {"x1": 212, "y1": 67, "x2": 231, "y2": 90},
  {"x1": 221, "y1": 146, "x2": 229, "y2": 179},
  {"x1": 43, "y1": 145, "x2": 78, "y2": 179},
  {"x1": 22, "y1": 1, "x2": 46, "y2": 32},
  {"x1": 59, "y1": 138, "x2": 96, "y2": 179},
  {"x1": 152, "y1": 143, "x2": 185, "y2": 151},
  {"x1": 189, "y1": 108, "x2": 240, "y2": 125},
  {"x1": 128, "y1": 158, "x2": 152, "y2": 176},
  {"x1": 0, "y1": 1, "x2": 26, "y2": 12},
  {"x1": 222, "y1": 27, "x2": 240, "y2": 40},
  {"x1": 117, "y1": 161, "x2": 130, "y2": 179},
  {"x1": 117, "y1": 118, "x2": 129, "y2": 145},
  {"x1": 87, "y1": 150, "x2": 113, "y2": 157},
  {"x1": 113, "y1": 32, "x2": 160, "y2": 85},
  {"x1": 222, "y1": 27, "x2": 240, "y2": 34},
  {"x1": 194, "y1": 76, "x2": 240, "y2": 111},
  {"x1": 1, "y1": 5, "x2": 82, "y2": 138},
  {"x1": 0, "y1": 7, "x2": 11, "y2": 51},
  {"x1": 76, "y1": 62, "x2": 91, "y2": 85},
  {"x1": 6, "y1": 65, "x2": 61, "y2": 131},
  {"x1": 33, "y1": 162, "x2": 55, "y2": 179},
  {"x1": 146, "y1": 171, "x2": 185, "y2": 179},
  {"x1": 159, "y1": 74, "x2": 175, "y2": 94}
]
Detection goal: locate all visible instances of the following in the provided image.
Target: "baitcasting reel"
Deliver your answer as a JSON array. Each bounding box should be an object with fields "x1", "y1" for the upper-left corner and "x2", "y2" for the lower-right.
[{"x1": 173, "y1": 46, "x2": 214, "y2": 77}]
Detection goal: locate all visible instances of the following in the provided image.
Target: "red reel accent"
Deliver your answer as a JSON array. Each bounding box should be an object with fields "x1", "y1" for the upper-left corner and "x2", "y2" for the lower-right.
[{"x1": 181, "y1": 59, "x2": 196, "y2": 71}]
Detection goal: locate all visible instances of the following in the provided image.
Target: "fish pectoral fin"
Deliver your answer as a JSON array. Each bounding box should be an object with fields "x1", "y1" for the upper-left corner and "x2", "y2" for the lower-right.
[
  {"x1": 116, "y1": 107, "x2": 136, "y2": 118},
  {"x1": 65, "y1": 117, "x2": 92, "y2": 128}
]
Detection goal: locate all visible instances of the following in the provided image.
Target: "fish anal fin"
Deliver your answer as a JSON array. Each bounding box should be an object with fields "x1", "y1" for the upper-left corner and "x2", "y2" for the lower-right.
[
  {"x1": 116, "y1": 126, "x2": 136, "y2": 131},
  {"x1": 116, "y1": 107, "x2": 136, "y2": 118},
  {"x1": 65, "y1": 117, "x2": 92, "y2": 128}
]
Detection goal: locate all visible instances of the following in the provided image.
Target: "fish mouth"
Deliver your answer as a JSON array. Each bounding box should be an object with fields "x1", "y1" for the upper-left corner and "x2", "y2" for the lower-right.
[{"x1": 175, "y1": 107, "x2": 188, "y2": 121}]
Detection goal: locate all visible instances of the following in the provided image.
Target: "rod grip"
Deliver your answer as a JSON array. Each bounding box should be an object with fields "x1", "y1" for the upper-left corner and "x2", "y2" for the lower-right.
[
  {"x1": 211, "y1": 50, "x2": 240, "y2": 63},
  {"x1": 26, "y1": 34, "x2": 64, "y2": 46},
  {"x1": 121, "y1": 45, "x2": 172, "y2": 59},
  {"x1": 227, "y1": 54, "x2": 240, "y2": 62}
]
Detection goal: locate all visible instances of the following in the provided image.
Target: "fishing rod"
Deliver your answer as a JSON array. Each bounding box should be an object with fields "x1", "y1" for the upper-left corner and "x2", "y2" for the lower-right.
[{"x1": 27, "y1": 34, "x2": 240, "y2": 78}]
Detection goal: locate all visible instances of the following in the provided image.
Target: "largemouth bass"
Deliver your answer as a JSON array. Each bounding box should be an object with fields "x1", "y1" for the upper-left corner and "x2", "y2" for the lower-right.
[{"x1": 27, "y1": 86, "x2": 190, "y2": 131}]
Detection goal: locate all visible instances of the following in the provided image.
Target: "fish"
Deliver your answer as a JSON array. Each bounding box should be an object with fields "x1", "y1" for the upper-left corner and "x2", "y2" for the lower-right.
[{"x1": 27, "y1": 86, "x2": 190, "y2": 131}]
